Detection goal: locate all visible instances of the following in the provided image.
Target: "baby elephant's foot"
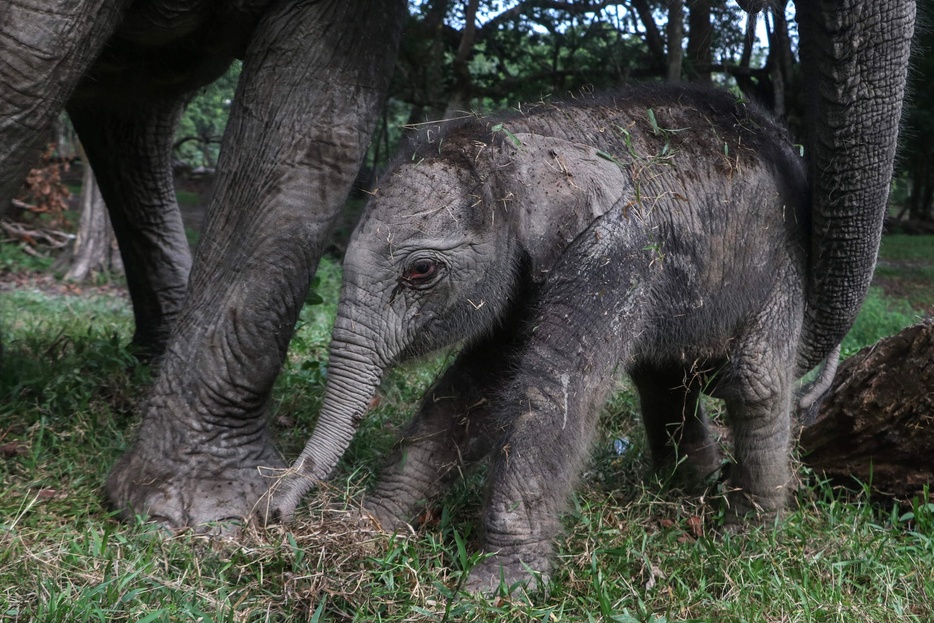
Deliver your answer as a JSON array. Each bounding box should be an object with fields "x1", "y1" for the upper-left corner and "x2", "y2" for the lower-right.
[
  {"x1": 721, "y1": 487, "x2": 785, "y2": 534},
  {"x1": 362, "y1": 495, "x2": 418, "y2": 534},
  {"x1": 655, "y1": 443, "x2": 722, "y2": 493},
  {"x1": 464, "y1": 549, "x2": 551, "y2": 596}
]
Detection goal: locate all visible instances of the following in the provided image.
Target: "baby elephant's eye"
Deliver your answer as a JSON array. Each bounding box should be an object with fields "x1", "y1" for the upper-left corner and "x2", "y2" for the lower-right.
[
  {"x1": 410, "y1": 259, "x2": 436, "y2": 279},
  {"x1": 401, "y1": 256, "x2": 443, "y2": 288}
]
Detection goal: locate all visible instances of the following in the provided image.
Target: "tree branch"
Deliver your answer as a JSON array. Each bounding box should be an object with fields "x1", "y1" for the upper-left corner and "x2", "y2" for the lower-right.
[
  {"x1": 629, "y1": 0, "x2": 666, "y2": 64},
  {"x1": 477, "y1": 0, "x2": 622, "y2": 37}
]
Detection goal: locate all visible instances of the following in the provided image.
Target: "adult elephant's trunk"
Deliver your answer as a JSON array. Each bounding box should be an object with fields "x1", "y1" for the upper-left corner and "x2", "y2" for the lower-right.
[
  {"x1": 265, "y1": 314, "x2": 388, "y2": 521},
  {"x1": 796, "y1": 0, "x2": 915, "y2": 370}
]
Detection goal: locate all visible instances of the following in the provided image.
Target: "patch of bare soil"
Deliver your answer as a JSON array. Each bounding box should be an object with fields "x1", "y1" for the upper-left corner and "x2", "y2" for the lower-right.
[{"x1": 0, "y1": 269, "x2": 128, "y2": 301}]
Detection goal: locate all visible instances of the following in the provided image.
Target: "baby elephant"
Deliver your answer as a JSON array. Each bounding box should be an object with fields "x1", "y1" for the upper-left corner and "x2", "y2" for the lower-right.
[{"x1": 268, "y1": 84, "x2": 816, "y2": 592}]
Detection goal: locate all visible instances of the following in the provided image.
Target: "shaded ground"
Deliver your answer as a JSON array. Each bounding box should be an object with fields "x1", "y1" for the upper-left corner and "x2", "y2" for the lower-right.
[
  {"x1": 0, "y1": 271, "x2": 127, "y2": 300},
  {"x1": 874, "y1": 260, "x2": 934, "y2": 317},
  {"x1": 873, "y1": 234, "x2": 934, "y2": 317},
  {"x1": 174, "y1": 173, "x2": 211, "y2": 238}
]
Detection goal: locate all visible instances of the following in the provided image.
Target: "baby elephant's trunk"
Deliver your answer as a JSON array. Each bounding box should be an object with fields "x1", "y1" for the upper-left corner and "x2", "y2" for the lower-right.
[{"x1": 264, "y1": 319, "x2": 386, "y2": 522}]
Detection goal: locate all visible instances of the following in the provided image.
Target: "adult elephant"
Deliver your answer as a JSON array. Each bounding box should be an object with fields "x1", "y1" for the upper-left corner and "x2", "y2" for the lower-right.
[{"x1": 1, "y1": 0, "x2": 406, "y2": 526}]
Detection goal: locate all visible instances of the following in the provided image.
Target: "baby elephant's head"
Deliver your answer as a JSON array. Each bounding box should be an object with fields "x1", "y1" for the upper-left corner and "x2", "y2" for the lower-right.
[
  {"x1": 275, "y1": 151, "x2": 527, "y2": 492},
  {"x1": 335, "y1": 157, "x2": 520, "y2": 372}
]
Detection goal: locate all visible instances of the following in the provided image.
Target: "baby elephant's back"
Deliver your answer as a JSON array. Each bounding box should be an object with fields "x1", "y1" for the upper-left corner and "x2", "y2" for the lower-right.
[{"x1": 540, "y1": 87, "x2": 810, "y2": 359}]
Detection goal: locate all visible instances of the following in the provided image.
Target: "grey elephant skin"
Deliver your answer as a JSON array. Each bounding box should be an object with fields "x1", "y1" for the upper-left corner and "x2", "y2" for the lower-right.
[
  {"x1": 1, "y1": 0, "x2": 405, "y2": 525},
  {"x1": 268, "y1": 83, "x2": 812, "y2": 590},
  {"x1": 0, "y1": 0, "x2": 915, "y2": 542},
  {"x1": 270, "y1": 1, "x2": 916, "y2": 593}
]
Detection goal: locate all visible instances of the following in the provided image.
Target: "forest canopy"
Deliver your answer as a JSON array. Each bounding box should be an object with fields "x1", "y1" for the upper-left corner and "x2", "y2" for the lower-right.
[{"x1": 165, "y1": 0, "x2": 928, "y2": 226}]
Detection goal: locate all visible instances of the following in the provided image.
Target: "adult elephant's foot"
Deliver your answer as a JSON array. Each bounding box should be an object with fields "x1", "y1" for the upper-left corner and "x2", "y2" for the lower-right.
[{"x1": 106, "y1": 405, "x2": 284, "y2": 531}]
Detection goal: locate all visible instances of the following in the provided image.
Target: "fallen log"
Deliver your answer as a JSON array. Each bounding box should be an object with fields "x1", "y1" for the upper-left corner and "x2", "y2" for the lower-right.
[
  {"x1": 0, "y1": 218, "x2": 74, "y2": 249},
  {"x1": 799, "y1": 319, "x2": 934, "y2": 499}
]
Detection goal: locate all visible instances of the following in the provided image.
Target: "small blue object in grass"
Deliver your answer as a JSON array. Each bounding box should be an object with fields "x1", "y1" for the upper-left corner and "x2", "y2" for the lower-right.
[{"x1": 613, "y1": 438, "x2": 631, "y2": 455}]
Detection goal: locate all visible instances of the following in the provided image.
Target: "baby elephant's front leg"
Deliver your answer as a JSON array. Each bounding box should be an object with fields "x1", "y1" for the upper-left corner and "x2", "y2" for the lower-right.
[
  {"x1": 365, "y1": 330, "x2": 524, "y2": 531},
  {"x1": 465, "y1": 216, "x2": 650, "y2": 593},
  {"x1": 466, "y1": 321, "x2": 629, "y2": 594}
]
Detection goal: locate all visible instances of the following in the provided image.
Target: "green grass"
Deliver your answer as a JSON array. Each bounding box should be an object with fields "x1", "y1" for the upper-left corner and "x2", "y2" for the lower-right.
[
  {"x1": 840, "y1": 287, "x2": 920, "y2": 357},
  {"x1": 0, "y1": 241, "x2": 55, "y2": 273},
  {"x1": 175, "y1": 189, "x2": 201, "y2": 208},
  {"x1": 878, "y1": 234, "x2": 934, "y2": 263},
  {"x1": 874, "y1": 234, "x2": 934, "y2": 313},
  {"x1": 836, "y1": 234, "x2": 934, "y2": 356},
  {"x1": 1, "y1": 241, "x2": 933, "y2": 621}
]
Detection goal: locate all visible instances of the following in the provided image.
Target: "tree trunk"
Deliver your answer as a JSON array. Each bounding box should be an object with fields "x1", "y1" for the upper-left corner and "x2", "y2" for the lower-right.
[
  {"x1": 922, "y1": 179, "x2": 934, "y2": 222},
  {"x1": 799, "y1": 320, "x2": 934, "y2": 500},
  {"x1": 765, "y1": 4, "x2": 794, "y2": 119},
  {"x1": 731, "y1": 11, "x2": 759, "y2": 103},
  {"x1": 444, "y1": 0, "x2": 480, "y2": 117},
  {"x1": 54, "y1": 162, "x2": 123, "y2": 281},
  {"x1": 908, "y1": 160, "x2": 929, "y2": 222},
  {"x1": 631, "y1": 0, "x2": 667, "y2": 70},
  {"x1": 686, "y1": 0, "x2": 711, "y2": 84},
  {"x1": 666, "y1": 0, "x2": 684, "y2": 83}
]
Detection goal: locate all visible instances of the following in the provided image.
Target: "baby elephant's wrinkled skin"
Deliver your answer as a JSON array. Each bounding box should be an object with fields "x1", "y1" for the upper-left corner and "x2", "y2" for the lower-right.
[{"x1": 269, "y1": 84, "x2": 818, "y2": 592}]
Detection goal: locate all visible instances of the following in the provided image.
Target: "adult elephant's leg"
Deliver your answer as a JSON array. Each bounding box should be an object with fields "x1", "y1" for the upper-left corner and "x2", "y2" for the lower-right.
[
  {"x1": 67, "y1": 97, "x2": 192, "y2": 358},
  {"x1": 631, "y1": 364, "x2": 721, "y2": 489},
  {"x1": 364, "y1": 324, "x2": 528, "y2": 531},
  {"x1": 0, "y1": 0, "x2": 128, "y2": 208},
  {"x1": 106, "y1": 1, "x2": 406, "y2": 528}
]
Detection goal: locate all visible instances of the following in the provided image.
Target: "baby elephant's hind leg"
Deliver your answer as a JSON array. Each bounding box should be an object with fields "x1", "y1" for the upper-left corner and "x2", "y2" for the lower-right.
[
  {"x1": 718, "y1": 309, "x2": 799, "y2": 524},
  {"x1": 721, "y1": 361, "x2": 795, "y2": 523},
  {"x1": 364, "y1": 331, "x2": 523, "y2": 531},
  {"x1": 631, "y1": 364, "x2": 721, "y2": 490}
]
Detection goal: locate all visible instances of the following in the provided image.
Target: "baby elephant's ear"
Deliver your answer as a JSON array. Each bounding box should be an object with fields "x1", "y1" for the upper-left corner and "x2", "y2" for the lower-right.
[{"x1": 503, "y1": 132, "x2": 630, "y2": 283}]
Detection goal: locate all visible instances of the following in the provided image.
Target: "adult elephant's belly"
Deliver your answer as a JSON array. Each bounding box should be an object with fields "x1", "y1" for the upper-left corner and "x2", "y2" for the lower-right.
[{"x1": 71, "y1": 1, "x2": 272, "y2": 103}]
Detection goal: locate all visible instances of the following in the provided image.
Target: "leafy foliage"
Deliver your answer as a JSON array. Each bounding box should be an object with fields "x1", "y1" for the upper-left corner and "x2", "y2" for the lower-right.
[
  {"x1": 395, "y1": 1, "x2": 748, "y2": 115},
  {"x1": 173, "y1": 62, "x2": 242, "y2": 169},
  {"x1": 12, "y1": 144, "x2": 72, "y2": 228}
]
